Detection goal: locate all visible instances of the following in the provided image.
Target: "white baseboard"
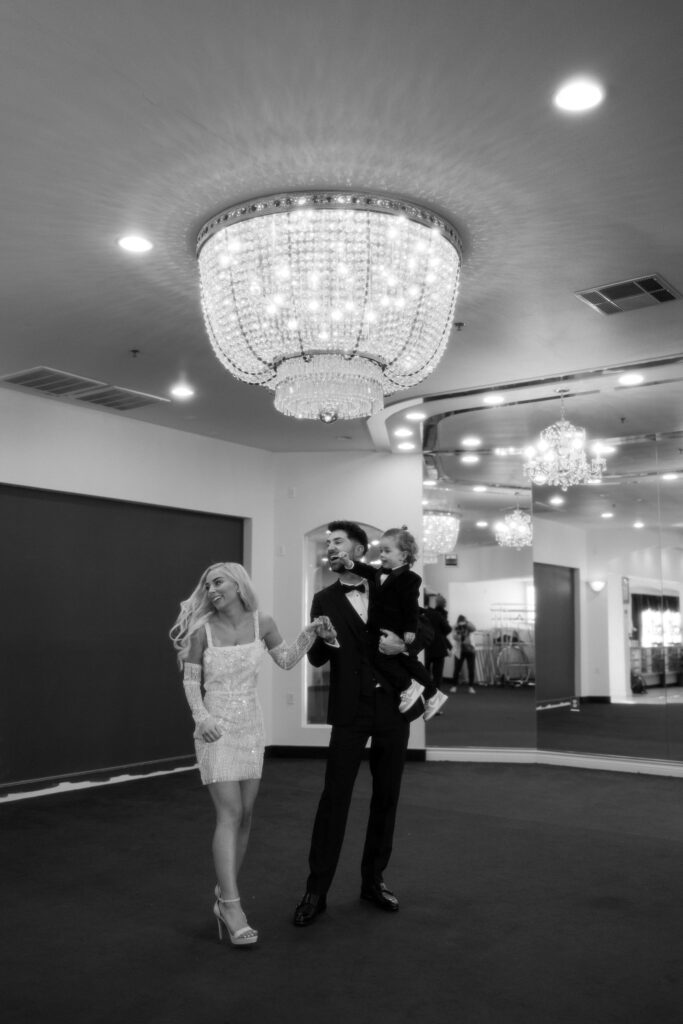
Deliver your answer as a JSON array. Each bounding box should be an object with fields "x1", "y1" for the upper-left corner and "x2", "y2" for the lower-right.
[{"x1": 426, "y1": 746, "x2": 683, "y2": 777}]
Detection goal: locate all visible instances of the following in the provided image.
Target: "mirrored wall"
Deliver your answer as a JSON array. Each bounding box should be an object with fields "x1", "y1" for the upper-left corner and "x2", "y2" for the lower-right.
[{"x1": 410, "y1": 356, "x2": 683, "y2": 762}]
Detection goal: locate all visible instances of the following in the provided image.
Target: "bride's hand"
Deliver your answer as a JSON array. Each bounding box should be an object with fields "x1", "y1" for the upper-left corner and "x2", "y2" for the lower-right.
[{"x1": 311, "y1": 615, "x2": 337, "y2": 642}]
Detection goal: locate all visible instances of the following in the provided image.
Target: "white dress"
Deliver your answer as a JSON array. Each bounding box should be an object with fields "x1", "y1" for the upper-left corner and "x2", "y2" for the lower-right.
[{"x1": 195, "y1": 615, "x2": 265, "y2": 784}]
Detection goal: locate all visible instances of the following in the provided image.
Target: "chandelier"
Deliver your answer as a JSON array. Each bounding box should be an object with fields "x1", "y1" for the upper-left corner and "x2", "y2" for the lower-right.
[
  {"x1": 494, "y1": 508, "x2": 533, "y2": 549},
  {"x1": 196, "y1": 191, "x2": 462, "y2": 422},
  {"x1": 524, "y1": 392, "x2": 606, "y2": 490},
  {"x1": 423, "y1": 509, "x2": 461, "y2": 554}
]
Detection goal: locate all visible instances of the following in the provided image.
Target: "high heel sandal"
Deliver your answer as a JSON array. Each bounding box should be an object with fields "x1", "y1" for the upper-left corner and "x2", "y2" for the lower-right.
[{"x1": 213, "y1": 895, "x2": 258, "y2": 947}]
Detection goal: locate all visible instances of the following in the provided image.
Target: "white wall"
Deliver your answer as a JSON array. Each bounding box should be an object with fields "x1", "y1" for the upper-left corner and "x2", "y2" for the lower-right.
[{"x1": 1, "y1": 388, "x2": 425, "y2": 748}]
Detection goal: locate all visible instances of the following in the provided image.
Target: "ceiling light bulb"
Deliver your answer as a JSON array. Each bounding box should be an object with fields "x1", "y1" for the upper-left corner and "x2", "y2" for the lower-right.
[
  {"x1": 118, "y1": 235, "x2": 153, "y2": 253},
  {"x1": 460, "y1": 453, "x2": 480, "y2": 464},
  {"x1": 397, "y1": 442, "x2": 416, "y2": 451},
  {"x1": 476, "y1": 521, "x2": 488, "y2": 528},
  {"x1": 553, "y1": 76, "x2": 605, "y2": 112},
  {"x1": 483, "y1": 393, "x2": 505, "y2": 406},
  {"x1": 618, "y1": 372, "x2": 644, "y2": 387},
  {"x1": 170, "y1": 383, "x2": 195, "y2": 400},
  {"x1": 461, "y1": 435, "x2": 482, "y2": 448},
  {"x1": 423, "y1": 479, "x2": 437, "y2": 487},
  {"x1": 633, "y1": 521, "x2": 645, "y2": 529},
  {"x1": 662, "y1": 473, "x2": 678, "y2": 481},
  {"x1": 473, "y1": 485, "x2": 487, "y2": 492},
  {"x1": 405, "y1": 410, "x2": 427, "y2": 421},
  {"x1": 601, "y1": 512, "x2": 614, "y2": 519},
  {"x1": 393, "y1": 427, "x2": 413, "y2": 438},
  {"x1": 549, "y1": 495, "x2": 564, "y2": 506}
]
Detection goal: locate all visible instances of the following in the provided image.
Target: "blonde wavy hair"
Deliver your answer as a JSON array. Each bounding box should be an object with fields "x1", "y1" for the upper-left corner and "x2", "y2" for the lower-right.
[{"x1": 169, "y1": 562, "x2": 258, "y2": 667}]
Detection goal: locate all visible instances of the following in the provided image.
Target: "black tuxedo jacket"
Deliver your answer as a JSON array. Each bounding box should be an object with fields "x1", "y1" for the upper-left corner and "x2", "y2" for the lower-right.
[
  {"x1": 307, "y1": 579, "x2": 389, "y2": 726},
  {"x1": 350, "y1": 561, "x2": 422, "y2": 639}
]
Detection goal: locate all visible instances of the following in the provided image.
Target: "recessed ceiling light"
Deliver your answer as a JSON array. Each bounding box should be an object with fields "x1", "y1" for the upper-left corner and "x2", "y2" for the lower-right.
[
  {"x1": 460, "y1": 453, "x2": 480, "y2": 465},
  {"x1": 461, "y1": 435, "x2": 482, "y2": 448},
  {"x1": 397, "y1": 442, "x2": 416, "y2": 451},
  {"x1": 601, "y1": 511, "x2": 614, "y2": 519},
  {"x1": 618, "y1": 372, "x2": 644, "y2": 387},
  {"x1": 393, "y1": 427, "x2": 413, "y2": 438},
  {"x1": 483, "y1": 393, "x2": 505, "y2": 406},
  {"x1": 549, "y1": 495, "x2": 564, "y2": 506},
  {"x1": 423, "y1": 479, "x2": 437, "y2": 487},
  {"x1": 661, "y1": 472, "x2": 678, "y2": 481},
  {"x1": 405, "y1": 410, "x2": 427, "y2": 421},
  {"x1": 476, "y1": 520, "x2": 488, "y2": 528},
  {"x1": 633, "y1": 521, "x2": 645, "y2": 529},
  {"x1": 473, "y1": 485, "x2": 487, "y2": 492},
  {"x1": 170, "y1": 382, "x2": 195, "y2": 400},
  {"x1": 592, "y1": 442, "x2": 616, "y2": 455},
  {"x1": 118, "y1": 234, "x2": 153, "y2": 253},
  {"x1": 553, "y1": 76, "x2": 605, "y2": 113}
]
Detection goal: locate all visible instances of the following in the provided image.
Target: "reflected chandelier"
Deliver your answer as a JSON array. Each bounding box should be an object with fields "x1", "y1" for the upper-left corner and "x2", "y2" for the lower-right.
[
  {"x1": 196, "y1": 191, "x2": 462, "y2": 422},
  {"x1": 423, "y1": 509, "x2": 461, "y2": 554},
  {"x1": 494, "y1": 508, "x2": 533, "y2": 549},
  {"x1": 524, "y1": 392, "x2": 606, "y2": 490}
]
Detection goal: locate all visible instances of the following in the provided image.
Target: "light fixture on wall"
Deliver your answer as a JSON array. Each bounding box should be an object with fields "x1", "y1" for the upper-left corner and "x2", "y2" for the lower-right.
[
  {"x1": 524, "y1": 390, "x2": 606, "y2": 490},
  {"x1": 196, "y1": 191, "x2": 462, "y2": 422},
  {"x1": 588, "y1": 579, "x2": 606, "y2": 593},
  {"x1": 494, "y1": 507, "x2": 533, "y2": 549}
]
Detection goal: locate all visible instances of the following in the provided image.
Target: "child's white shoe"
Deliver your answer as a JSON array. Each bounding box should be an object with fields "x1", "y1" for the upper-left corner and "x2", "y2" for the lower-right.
[
  {"x1": 398, "y1": 680, "x2": 425, "y2": 713},
  {"x1": 423, "y1": 690, "x2": 448, "y2": 721}
]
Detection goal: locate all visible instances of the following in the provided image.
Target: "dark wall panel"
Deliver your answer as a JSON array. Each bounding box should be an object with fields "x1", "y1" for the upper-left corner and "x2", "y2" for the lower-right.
[
  {"x1": 534, "y1": 562, "x2": 576, "y2": 704},
  {"x1": 1, "y1": 484, "x2": 243, "y2": 787}
]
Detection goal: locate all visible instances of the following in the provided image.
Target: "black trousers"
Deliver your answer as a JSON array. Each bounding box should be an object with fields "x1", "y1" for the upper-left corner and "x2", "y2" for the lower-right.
[
  {"x1": 373, "y1": 650, "x2": 436, "y2": 699},
  {"x1": 426, "y1": 654, "x2": 446, "y2": 688},
  {"x1": 306, "y1": 688, "x2": 410, "y2": 895},
  {"x1": 455, "y1": 648, "x2": 476, "y2": 684}
]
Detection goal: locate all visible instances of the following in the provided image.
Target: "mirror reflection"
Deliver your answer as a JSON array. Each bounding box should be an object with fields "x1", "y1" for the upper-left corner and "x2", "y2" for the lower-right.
[{"x1": 412, "y1": 356, "x2": 683, "y2": 762}]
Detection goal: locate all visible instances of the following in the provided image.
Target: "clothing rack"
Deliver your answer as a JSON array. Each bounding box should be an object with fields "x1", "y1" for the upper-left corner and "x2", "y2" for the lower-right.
[{"x1": 484, "y1": 603, "x2": 535, "y2": 686}]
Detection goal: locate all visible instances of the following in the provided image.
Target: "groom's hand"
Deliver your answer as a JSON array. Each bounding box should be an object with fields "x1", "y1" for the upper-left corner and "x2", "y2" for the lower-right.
[{"x1": 379, "y1": 629, "x2": 406, "y2": 656}]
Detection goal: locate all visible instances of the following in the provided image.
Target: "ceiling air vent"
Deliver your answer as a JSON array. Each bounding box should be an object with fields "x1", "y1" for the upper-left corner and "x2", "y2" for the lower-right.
[
  {"x1": 1, "y1": 366, "x2": 169, "y2": 410},
  {"x1": 576, "y1": 274, "x2": 678, "y2": 315}
]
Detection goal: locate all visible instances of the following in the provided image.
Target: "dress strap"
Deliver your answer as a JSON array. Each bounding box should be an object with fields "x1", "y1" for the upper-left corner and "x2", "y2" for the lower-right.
[{"x1": 205, "y1": 621, "x2": 214, "y2": 647}]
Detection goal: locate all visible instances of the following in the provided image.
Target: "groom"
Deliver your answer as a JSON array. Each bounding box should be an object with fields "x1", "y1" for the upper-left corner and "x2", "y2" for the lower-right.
[{"x1": 293, "y1": 520, "x2": 421, "y2": 927}]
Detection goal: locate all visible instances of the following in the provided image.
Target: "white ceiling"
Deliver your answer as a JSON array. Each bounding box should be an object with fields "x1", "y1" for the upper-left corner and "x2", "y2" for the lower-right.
[{"x1": 1, "y1": 0, "x2": 683, "y2": 491}]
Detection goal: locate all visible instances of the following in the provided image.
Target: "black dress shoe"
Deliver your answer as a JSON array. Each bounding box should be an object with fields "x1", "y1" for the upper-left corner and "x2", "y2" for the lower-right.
[
  {"x1": 293, "y1": 891, "x2": 327, "y2": 927},
  {"x1": 360, "y1": 881, "x2": 399, "y2": 912}
]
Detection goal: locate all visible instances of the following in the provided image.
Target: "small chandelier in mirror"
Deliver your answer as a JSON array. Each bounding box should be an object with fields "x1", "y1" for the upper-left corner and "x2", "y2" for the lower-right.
[
  {"x1": 523, "y1": 390, "x2": 606, "y2": 490},
  {"x1": 494, "y1": 507, "x2": 533, "y2": 549}
]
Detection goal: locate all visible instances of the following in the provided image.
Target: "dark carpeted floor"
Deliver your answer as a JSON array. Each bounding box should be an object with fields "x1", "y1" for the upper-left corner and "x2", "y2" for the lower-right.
[{"x1": 3, "y1": 759, "x2": 683, "y2": 1024}]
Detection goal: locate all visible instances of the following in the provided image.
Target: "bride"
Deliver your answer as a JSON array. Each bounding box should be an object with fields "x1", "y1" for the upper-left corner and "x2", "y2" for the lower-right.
[{"x1": 170, "y1": 562, "x2": 335, "y2": 947}]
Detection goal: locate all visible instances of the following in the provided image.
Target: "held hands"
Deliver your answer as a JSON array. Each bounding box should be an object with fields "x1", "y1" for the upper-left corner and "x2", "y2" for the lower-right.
[
  {"x1": 403, "y1": 631, "x2": 416, "y2": 646},
  {"x1": 199, "y1": 715, "x2": 223, "y2": 743},
  {"x1": 309, "y1": 615, "x2": 337, "y2": 643},
  {"x1": 378, "y1": 629, "x2": 406, "y2": 656}
]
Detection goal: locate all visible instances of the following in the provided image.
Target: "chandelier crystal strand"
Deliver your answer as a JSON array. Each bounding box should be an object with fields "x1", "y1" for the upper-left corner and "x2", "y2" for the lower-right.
[
  {"x1": 494, "y1": 508, "x2": 533, "y2": 549},
  {"x1": 523, "y1": 394, "x2": 606, "y2": 490},
  {"x1": 197, "y1": 191, "x2": 462, "y2": 421}
]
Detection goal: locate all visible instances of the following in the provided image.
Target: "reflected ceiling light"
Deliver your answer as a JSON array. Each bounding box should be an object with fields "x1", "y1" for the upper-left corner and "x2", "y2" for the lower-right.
[
  {"x1": 397, "y1": 441, "x2": 416, "y2": 451},
  {"x1": 476, "y1": 520, "x2": 488, "y2": 528},
  {"x1": 461, "y1": 435, "x2": 482, "y2": 448},
  {"x1": 170, "y1": 382, "x2": 195, "y2": 400},
  {"x1": 588, "y1": 580, "x2": 606, "y2": 593},
  {"x1": 633, "y1": 521, "x2": 645, "y2": 529},
  {"x1": 483, "y1": 393, "x2": 505, "y2": 406},
  {"x1": 601, "y1": 511, "x2": 614, "y2": 519},
  {"x1": 196, "y1": 190, "x2": 463, "y2": 423},
  {"x1": 549, "y1": 495, "x2": 564, "y2": 506},
  {"x1": 494, "y1": 508, "x2": 533, "y2": 549},
  {"x1": 473, "y1": 485, "x2": 487, "y2": 492},
  {"x1": 553, "y1": 76, "x2": 605, "y2": 112},
  {"x1": 618, "y1": 372, "x2": 644, "y2": 387},
  {"x1": 592, "y1": 442, "x2": 616, "y2": 455},
  {"x1": 405, "y1": 410, "x2": 427, "y2": 421},
  {"x1": 524, "y1": 391, "x2": 606, "y2": 490},
  {"x1": 460, "y1": 453, "x2": 480, "y2": 464},
  {"x1": 393, "y1": 427, "x2": 413, "y2": 438},
  {"x1": 423, "y1": 479, "x2": 437, "y2": 487},
  {"x1": 662, "y1": 472, "x2": 679, "y2": 481},
  {"x1": 118, "y1": 234, "x2": 153, "y2": 253},
  {"x1": 493, "y1": 446, "x2": 519, "y2": 457}
]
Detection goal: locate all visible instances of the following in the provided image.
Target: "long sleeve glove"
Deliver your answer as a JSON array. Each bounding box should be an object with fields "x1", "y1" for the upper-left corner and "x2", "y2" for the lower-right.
[
  {"x1": 182, "y1": 663, "x2": 210, "y2": 726},
  {"x1": 268, "y1": 628, "x2": 316, "y2": 670}
]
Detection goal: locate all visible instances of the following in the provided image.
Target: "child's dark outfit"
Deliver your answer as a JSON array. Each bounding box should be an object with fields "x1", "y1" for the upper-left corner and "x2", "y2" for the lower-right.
[{"x1": 349, "y1": 560, "x2": 437, "y2": 701}]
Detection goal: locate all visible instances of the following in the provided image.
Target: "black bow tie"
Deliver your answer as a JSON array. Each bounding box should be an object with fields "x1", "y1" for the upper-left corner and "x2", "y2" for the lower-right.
[{"x1": 341, "y1": 582, "x2": 366, "y2": 593}]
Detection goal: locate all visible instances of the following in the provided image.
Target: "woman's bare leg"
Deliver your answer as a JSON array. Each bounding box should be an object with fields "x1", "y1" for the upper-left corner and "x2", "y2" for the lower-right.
[{"x1": 208, "y1": 779, "x2": 260, "y2": 932}]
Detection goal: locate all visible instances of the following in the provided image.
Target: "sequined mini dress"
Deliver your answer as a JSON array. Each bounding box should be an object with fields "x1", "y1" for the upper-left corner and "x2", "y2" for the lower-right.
[{"x1": 195, "y1": 614, "x2": 265, "y2": 784}]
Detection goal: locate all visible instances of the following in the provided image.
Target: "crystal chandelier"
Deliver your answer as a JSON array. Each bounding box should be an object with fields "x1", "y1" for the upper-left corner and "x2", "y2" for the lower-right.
[
  {"x1": 423, "y1": 509, "x2": 461, "y2": 554},
  {"x1": 494, "y1": 508, "x2": 533, "y2": 549},
  {"x1": 524, "y1": 392, "x2": 606, "y2": 490},
  {"x1": 196, "y1": 191, "x2": 462, "y2": 422}
]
